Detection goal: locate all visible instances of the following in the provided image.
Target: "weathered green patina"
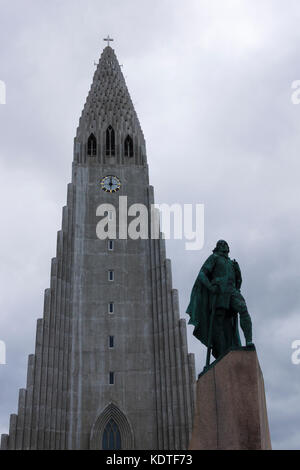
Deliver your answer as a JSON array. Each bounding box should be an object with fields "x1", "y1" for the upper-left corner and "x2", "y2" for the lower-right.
[{"x1": 187, "y1": 240, "x2": 253, "y2": 362}]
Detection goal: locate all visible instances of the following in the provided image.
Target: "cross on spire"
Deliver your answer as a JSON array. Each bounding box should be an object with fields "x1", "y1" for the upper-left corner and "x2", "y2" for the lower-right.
[{"x1": 103, "y1": 35, "x2": 114, "y2": 47}]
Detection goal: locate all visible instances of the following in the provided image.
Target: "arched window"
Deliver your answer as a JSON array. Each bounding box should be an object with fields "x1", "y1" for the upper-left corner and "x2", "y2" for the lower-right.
[
  {"x1": 87, "y1": 133, "x2": 97, "y2": 156},
  {"x1": 102, "y1": 419, "x2": 121, "y2": 450},
  {"x1": 124, "y1": 135, "x2": 134, "y2": 158},
  {"x1": 106, "y1": 126, "x2": 115, "y2": 156},
  {"x1": 90, "y1": 403, "x2": 134, "y2": 450}
]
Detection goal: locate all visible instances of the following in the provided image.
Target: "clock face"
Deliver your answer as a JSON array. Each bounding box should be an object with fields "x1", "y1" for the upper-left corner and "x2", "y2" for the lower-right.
[{"x1": 101, "y1": 175, "x2": 121, "y2": 193}]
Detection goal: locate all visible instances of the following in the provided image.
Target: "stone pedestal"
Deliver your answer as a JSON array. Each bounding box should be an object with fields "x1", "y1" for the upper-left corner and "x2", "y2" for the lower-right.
[{"x1": 189, "y1": 347, "x2": 272, "y2": 450}]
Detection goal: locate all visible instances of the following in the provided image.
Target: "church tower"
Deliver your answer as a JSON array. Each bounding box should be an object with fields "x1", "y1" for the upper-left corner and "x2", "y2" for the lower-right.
[{"x1": 1, "y1": 43, "x2": 195, "y2": 450}]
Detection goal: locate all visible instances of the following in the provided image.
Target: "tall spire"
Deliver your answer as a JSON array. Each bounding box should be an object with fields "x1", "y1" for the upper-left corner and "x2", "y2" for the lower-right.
[{"x1": 75, "y1": 46, "x2": 146, "y2": 165}]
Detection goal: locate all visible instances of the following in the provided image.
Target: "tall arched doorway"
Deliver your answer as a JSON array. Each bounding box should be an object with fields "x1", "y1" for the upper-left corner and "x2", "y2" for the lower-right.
[
  {"x1": 90, "y1": 403, "x2": 134, "y2": 450},
  {"x1": 102, "y1": 419, "x2": 121, "y2": 450}
]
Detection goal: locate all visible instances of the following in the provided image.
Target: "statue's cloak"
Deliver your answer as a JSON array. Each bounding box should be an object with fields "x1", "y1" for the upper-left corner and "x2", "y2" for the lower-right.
[
  {"x1": 186, "y1": 274, "x2": 241, "y2": 358},
  {"x1": 186, "y1": 277, "x2": 211, "y2": 348}
]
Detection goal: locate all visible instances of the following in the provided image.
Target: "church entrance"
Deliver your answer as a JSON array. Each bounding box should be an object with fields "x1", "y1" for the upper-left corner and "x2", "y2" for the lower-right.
[{"x1": 102, "y1": 419, "x2": 122, "y2": 450}]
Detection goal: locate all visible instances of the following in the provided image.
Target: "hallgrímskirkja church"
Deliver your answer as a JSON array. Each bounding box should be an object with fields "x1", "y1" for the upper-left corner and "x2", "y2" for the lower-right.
[{"x1": 0, "y1": 42, "x2": 195, "y2": 450}]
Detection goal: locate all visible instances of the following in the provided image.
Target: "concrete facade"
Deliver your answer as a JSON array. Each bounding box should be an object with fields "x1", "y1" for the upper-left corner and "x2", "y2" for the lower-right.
[{"x1": 1, "y1": 46, "x2": 195, "y2": 450}]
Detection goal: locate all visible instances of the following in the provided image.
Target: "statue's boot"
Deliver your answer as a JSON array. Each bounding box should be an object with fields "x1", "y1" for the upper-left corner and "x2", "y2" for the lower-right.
[{"x1": 239, "y1": 310, "x2": 253, "y2": 345}]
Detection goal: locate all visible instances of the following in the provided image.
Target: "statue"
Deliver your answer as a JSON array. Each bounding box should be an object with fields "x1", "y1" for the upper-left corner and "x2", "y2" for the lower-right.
[{"x1": 186, "y1": 240, "x2": 253, "y2": 367}]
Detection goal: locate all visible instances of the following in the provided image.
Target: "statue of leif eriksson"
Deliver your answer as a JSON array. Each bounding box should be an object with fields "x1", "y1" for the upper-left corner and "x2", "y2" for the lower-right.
[{"x1": 186, "y1": 240, "x2": 253, "y2": 367}]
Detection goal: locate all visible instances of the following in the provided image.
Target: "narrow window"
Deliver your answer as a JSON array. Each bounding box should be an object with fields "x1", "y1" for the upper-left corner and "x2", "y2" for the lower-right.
[
  {"x1": 102, "y1": 419, "x2": 121, "y2": 450},
  {"x1": 109, "y1": 372, "x2": 115, "y2": 385},
  {"x1": 108, "y1": 240, "x2": 114, "y2": 251},
  {"x1": 109, "y1": 336, "x2": 114, "y2": 348},
  {"x1": 108, "y1": 302, "x2": 114, "y2": 314},
  {"x1": 124, "y1": 135, "x2": 134, "y2": 157},
  {"x1": 87, "y1": 133, "x2": 97, "y2": 156},
  {"x1": 106, "y1": 126, "x2": 115, "y2": 157},
  {"x1": 108, "y1": 270, "x2": 114, "y2": 282}
]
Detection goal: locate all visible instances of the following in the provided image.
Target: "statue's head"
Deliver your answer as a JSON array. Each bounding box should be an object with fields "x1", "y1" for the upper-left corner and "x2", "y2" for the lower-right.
[{"x1": 213, "y1": 240, "x2": 230, "y2": 256}]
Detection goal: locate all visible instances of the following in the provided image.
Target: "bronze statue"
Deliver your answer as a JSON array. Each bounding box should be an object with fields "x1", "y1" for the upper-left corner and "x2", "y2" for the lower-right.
[{"x1": 187, "y1": 240, "x2": 253, "y2": 366}]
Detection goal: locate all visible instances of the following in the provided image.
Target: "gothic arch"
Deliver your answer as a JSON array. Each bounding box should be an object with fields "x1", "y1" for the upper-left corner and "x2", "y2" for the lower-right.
[
  {"x1": 90, "y1": 403, "x2": 134, "y2": 450},
  {"x1": 124, "y1": 135, "x2": 134, "y2": 157},
  {"x1": 106, "y1": 125, "x2": 115, "y2": 156},
  {"x1": 87, "y1": 133, "x2": 97, "y2": 156},
  {"x1": 102, "y1": 419, "x2": 121, "y2": 450}
]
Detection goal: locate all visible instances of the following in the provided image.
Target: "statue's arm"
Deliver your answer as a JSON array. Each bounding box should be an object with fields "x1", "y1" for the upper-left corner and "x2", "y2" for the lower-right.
[
  {"x1": 233, "y1": 259, "x2": 242, "y2": 290},
  {"x1": 197, "y1": 255, "x2": 217, "y2": 292}
]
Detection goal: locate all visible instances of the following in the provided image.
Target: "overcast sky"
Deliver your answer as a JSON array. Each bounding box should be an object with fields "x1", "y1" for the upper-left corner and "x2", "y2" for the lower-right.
[{"x1": 0, "y1": 0, "x2": 300, "y2": 450}]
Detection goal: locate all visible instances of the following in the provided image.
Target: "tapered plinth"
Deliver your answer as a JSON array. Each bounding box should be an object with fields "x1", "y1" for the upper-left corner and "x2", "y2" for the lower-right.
[{"x1": 189, "y1": 347, "x2": 272, "y2": 450}]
